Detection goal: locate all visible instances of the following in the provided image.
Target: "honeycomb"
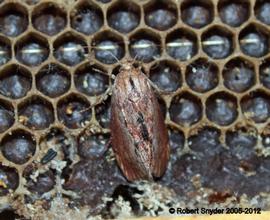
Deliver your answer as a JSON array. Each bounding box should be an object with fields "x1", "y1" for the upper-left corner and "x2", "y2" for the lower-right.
[{"x1": 0, "y1": 0, "x2": 270, "y2": 219}]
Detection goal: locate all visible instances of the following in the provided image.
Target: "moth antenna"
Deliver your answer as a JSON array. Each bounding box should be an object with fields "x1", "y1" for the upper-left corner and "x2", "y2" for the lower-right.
[
  {"x1": 78, "y1": 105, "x2": 92, "y2": 114},
  {"x1": 93, "y1": 44, "x2": 122, "y2": 64},
  {"x1": 132, "y1": 54, "x2": 139, "y2": 66},
  {"x1": 108, "y1": 50, "x2": 120, "y2": 63},
  {"x1": 133, "y1": 53, "x2": 139, "y2": 62}
]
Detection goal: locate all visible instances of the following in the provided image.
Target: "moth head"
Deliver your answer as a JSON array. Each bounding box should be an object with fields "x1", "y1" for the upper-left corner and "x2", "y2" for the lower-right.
[{"x1": 121, "y1": 59, "x2": 134, "y2": 71}]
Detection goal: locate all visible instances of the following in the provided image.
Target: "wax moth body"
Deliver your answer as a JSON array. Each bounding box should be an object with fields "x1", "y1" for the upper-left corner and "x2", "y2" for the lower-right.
[{"x1": 110, "y1": 62, "x2": 169, "y2": 181}]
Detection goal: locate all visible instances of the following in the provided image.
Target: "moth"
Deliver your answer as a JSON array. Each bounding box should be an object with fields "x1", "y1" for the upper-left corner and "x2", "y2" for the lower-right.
[{"x1": 110, "y1": 61, "x2": 170, "y2": 181}]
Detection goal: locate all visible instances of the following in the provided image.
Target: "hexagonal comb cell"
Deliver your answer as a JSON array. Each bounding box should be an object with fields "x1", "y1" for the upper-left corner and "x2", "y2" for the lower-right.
[
  {"x1": 185, "y1": 58, "x2": 219, "y2": 93},
  {"x1": 181, "y1": 0, "x2": 213, "y2": 29},
  {"x1": 239, "y1": 24, "x2": 269, "y2": 58},
  {"x1": 0, "y1": 64, "x2": 32, "y2": 99},
  {"x1": 36, "y1": 64, "x2": 70, "y2": 98},
  {"x1": 0, "y1": 37, "x2": 11, "y2": 66},
  {"x1": 18, "y1": 96, "x2": 54, "y2": 130},
  {"x1": 129, "y1": 29, "x2": 161, "y2": 63},
  {"x1": 222, "y1": 57, "x2": 255, "y2": 93},
  {"x1": 108, "y1": 1, "x2": 140, "y2": 33},
  {"x1": 71, "y1": 1, "x2": 103, "y2": 35},
  {"x1": 218, "y1": 0, "x2": 250, "y2": 27},
  {"x1": 54, "y1": 33, "x2": 87, "y2": 66},
  {"x1": 260, "y1": 58, "x2": 270, "y2": 89},
  {"x1": 78, "y1": 131, "x2": 109, "y2": 159},
  {"x1": 166, "y1": 29, "x2": 198, "y2": 61},
  {"x1": 15, "y1": 33, "x2": 49, "y2": 66},
  {"x1": 32, "y1": 3, "x2": 67, "y2": 36},
  {"x1": 92, "y1": 31, "x2": 125, "y2": 64},
  {"x1": 57, "y1": 94, "x2": 91, "y2": 129},
  {"x1": 226, "y1": 125, "x2": 260, "y2": 174},
  {"x1": 23, "y1": 168, "x2": 55, "y2": 195},
  {"x1": 1, "y1": 130, "x2": 36, "y2": 165},
  {"x1": 95, "y1": 98, "x2": 111, "y2": 128},
  {"x1": 149, "y1": 60, "x2": 181, "y2": 92},
  {"x1": 202, "y1": 26, "x2": 233, "y2": 59},
  {"x1": 169, "y1": 92, "x2": 202, "y2": 126},
  {"x1": 144, "y1": 1, "x2": 177, "y2": 31},
  {"x1": 0, "y1": 99, "x2": 14, "y2": 133},
  {"x1": 241, "y1": 91, "x2": 270, "y2": 123},
  {"x1": 74, "y1": 64, "x2": 109, "y2": 96},
  {"x1": 226, "y1": 126, "x2": 257, "y2": 161},
  {"x1": 0, "y1": 164, "x2": 19, "y2": 196},
  {"x1": 255, "y1": 0, "x2": 270, "y2": 25},
  {"x1": 0, "y1": 3, "x2": 28, "y2": 37},
  {"x1": 206, "y1": 92, "x2": 238, "y2": 126},
  {"x1": 188, "y1": 126, "x2": 221, "y2": 156}
]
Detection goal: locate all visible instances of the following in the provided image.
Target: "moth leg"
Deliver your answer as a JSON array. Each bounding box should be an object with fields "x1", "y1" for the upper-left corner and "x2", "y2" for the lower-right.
[{"x1": 147, "y1": 80, "x2": 162, "y2": 95}]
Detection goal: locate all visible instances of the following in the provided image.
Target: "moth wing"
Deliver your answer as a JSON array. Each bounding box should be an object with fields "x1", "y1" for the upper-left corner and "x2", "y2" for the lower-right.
[
  {"x1": 150, "y1": 93, "x2": 170, "y2": 178},
  {"x1": 110, "y1": 95, "x2": 150, "y2": 181}
]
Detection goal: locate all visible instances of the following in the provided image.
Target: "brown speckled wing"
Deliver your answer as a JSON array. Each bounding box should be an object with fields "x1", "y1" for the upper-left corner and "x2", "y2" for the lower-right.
[
  {"x1": 110, "y1": 93, "x2": 150, "y2": 181},
  {"x1": 151, "y1": 91, "x2": 170, "y2": 178}
]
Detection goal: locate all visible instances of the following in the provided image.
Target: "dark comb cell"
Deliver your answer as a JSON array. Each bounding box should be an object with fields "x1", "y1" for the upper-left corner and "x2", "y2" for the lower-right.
[
  {"x1": 223, "y1": 58, "x2": 255, "y2": 93},
  {"x1": 188, "y1": 127, "x2": 221, "y2": 157},
  {"x1": 145, "y1": 9, "x2": 176, "y2": 31},
  {"x1": 54, "y1": 41, "x2": 86, "y2": 66},
  {"x1": 181, "y1": 3, "x2": 213, "y2": 28},
  {"x1": 78, "y1": 132, "x2": 109, "y2": 159},
  {"x1": 19, "y1": 99, "x2": 54, "y2": 130},
  {"x1": 149, "y1": 61, "x2": 181, "y2": 92},
  {"x1": 206, "y1": 93, "x2": 238, "y2": 126},
  {"x1": 108, "y1": 1, "x2": 140, "y2": 33},
  {"x1": 109, "y1": 11, "x2": 139, "y2": 33},
  {"x1": 57, "y1": 96, "x2": 91, "y2": 129},
  {"x1": 241, "y1": 94, "x2": 270, "y2": 123},
  {"x1": 94, "y1": 40, "x2": 124, "y2": 64},
  {"x1": 0, "y1": 65, "x2": 31, "y2": 99},
  {"x1": 202, "y1": 30, "x2": 233, "y2": 59},
  {"x1": 33, "y1": 6, "x2": 66, "y2": 36},
  {"x1": 226, "y1": 129, "x2": 257, "y2": 160},
  {"x1": 186, "y1": 59, "x2": 218, "y2": 93},
  {"x1": 36, "y1": 64, "x2": 70, "y2": 98},
  {"x1": 0, "y1": 8, "x2": 28, "y2": 37},
  {"x1": 219, "y1": 2, "x2": 249, "y2": 27},
  {"x1": 239, "y1": 25, "x2": 269, "y2": 58},
  {"x1": 129, "y1": 32, "x2": 161, "y2": 63},
  {"x1": 71, "y1": 6, "x2": 103, "y2": 35},
  {"x1": 1, "y1": 131, "x2": 36, "y2": 165},
  {"x1": 26, "y1": 170, "x2": 55, "y2": 194},
  {"x1": 166, "y1": 29, "x2": 198, "y2": 61},
  {"x1": 169, "y1": 94, "x2": 202, "y2": 126},
  {"x1": 16, "y1": 36, "x2": 49, "y2": 66},
  {"x1": 75, "y1": 65, "x2": 109, "y2": 96}
]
